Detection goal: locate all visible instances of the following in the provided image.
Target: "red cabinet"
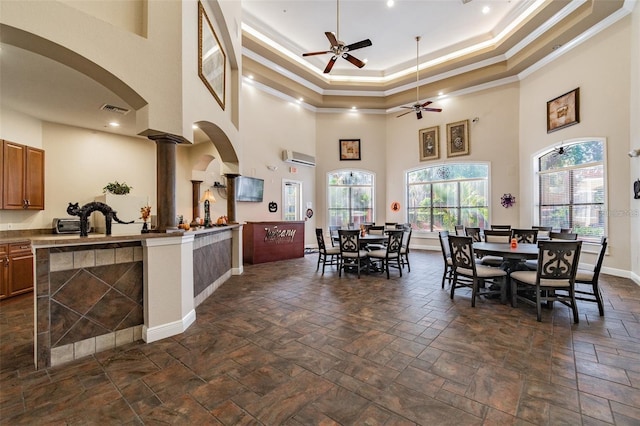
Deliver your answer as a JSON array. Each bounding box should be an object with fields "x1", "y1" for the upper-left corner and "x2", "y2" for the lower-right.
[{"x1": 243, "y1": 221, "x2": 305, "y2": 264}]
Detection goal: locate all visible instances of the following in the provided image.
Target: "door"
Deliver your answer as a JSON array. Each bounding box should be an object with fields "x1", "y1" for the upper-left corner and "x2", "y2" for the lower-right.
[{"x1": 282, "y1": 180, "x2": 302, "y2": 221}]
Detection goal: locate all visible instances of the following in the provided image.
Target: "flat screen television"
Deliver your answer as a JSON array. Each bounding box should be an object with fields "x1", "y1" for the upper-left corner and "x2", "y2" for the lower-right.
[{"x1": 235, "y1": 176, "x2": 264, "y2": 202}]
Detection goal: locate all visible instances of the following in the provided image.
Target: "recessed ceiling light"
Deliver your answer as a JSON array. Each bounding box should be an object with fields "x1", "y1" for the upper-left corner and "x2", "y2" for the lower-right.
[
  {"x1": 299, "y1": 97, "x2": 304, "y2": 102},
  {"x1": 351, "y1": 106, "x2": 357, "y2": 110},
  {"x1": 482, "y1": 6, "x2": 490, "y2": 14},
  {"x1": 387, "y1": 0, "x2": 394, "y2": 7},
  {"x1": 438, "y1": 91, "x2": 444, "y2": 96},
  {"x1": 108, "y1": 121, "x2": 120, "y2": 127},
  {"x1": 192, "y1": 124, "x2": 199, "y2": 129}
]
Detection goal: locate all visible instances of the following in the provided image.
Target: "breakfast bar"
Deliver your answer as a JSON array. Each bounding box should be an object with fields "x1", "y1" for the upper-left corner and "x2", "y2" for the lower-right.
[{"x1": 26, "y1": 225, "x2": 243, "y2": 369}]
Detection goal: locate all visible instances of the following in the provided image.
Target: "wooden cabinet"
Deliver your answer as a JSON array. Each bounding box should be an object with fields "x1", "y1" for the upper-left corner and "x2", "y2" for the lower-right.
[
  {"x1": 243, "y1": 221, "x2": 305, "y2": 264},
  {"x1": 0, "y1": 241, "x2": 34, "y2": 300},
  {"x1": 1, "y1": 140, "x2": 45, "y2": 210}
]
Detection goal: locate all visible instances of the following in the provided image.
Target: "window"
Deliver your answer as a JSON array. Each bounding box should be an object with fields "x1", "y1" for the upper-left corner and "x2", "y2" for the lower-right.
[
  {"x1": 328, "y1": 170, "x2": 374, "y2": 228},
  {"x1": 407, "y1": 163, "x2": 489, "y2": 232},
  {"x1": 536, "y1": 139, "x2": 605, "y2": 239}
]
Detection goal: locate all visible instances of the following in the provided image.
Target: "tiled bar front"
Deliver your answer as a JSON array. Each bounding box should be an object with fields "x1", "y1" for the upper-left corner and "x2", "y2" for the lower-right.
[{"x1": 35, "y1": 242, "x2": 144, "y2": 368}]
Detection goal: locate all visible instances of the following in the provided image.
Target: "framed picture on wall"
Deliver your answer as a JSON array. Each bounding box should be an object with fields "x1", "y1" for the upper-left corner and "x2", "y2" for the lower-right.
[
  {"x1": 547, "y1": 88, "x2": 579, "y2": 133},
  {"x1": 446, "y1": 120, "x2": 470, "y2": 157},
  {"x1": 419, "y1": 126, "x2": 439, "y2": 161},
  {"x1": 198, "y1": 1, "x2": 226, "y2": 110},
  {"x1": 339, "y1": 139, "x2": 361, "y2": 160}
]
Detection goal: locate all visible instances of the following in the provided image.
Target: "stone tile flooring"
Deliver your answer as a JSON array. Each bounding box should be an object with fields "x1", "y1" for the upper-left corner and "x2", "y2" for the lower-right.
[{"x1": 1, "y1": 250, "x2": 639, "y2": 424}]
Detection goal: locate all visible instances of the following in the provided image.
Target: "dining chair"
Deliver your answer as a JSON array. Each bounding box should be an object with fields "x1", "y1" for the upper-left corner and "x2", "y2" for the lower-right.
[
  {"x1": 365, "y1": 225, "x2": 386, "y2": 250},
  {"x1": 448, "y1": 235, "x2": 508, "y2": 307},
  {"x1": 491, "y1": 225, "x2": 512, "y2": 230},
  {"x1": 399, "y1": 227, "x2": 412, "y2": 272},
  {"x1": 549, "y1": 231, "x2": 578, "y2": 240},
  {"x1": 438, "y1": 231, "x2": 454, "y2": 289},
  {"x1": 532, "y1": 226, "x2": 552, "y2": 240},
  {"x1": 384, "y1": 222, "x2": 398, "y2": 230},
  {"x1": 329, "y1": 225, "x2": 341, "y2": 247},
  {"x1": 510, "y1": 240, "x2": 583, "y2": 323},
  {"x1": 511, "y1": 228, "x2": 539, "y2": 244},
  {"x1": 465, "y1": 227, "x2": 482, "y2": 242},
  {"x1": 338, "y1": 229, "x2": 369, "y2": 278},
  {"x1": 367, "y1": 230, "x2": 403, "y2": 278},
  {"x1": 481, "y1": 229, "x2": 511, "y2": 266},
  {"x1": 560, "y1": 227, "x2": 573, "y2": 233},
  {"x1": 315, "y1": 228, "x2": 340, "y2": 274},
  {"x1": 572, "y1": 236, "x2": 608, "y2": 316},
  {"x1": 454, "y1": 225, "x2": 465, "y2": 236}
]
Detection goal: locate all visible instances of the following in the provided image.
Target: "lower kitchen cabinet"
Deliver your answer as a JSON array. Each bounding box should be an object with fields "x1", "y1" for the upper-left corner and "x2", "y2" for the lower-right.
[{"x1": 0, "y1": 241, "x2": 34, "y2": 300}]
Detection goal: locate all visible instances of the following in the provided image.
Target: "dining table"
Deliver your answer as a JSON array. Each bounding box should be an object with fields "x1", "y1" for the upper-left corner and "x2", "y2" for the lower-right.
[
  {"x1": 473, "y1": 242, "x2": 539, "y2": 306},
  {"x1": 359, "y1": 233, "x2": 387, "y2": 250}
]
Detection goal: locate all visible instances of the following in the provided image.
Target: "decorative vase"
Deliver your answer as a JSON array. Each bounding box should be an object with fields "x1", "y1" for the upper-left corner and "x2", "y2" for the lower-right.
[{"x1": 141, "y1": 222, "x2": 149, "y2": 233}]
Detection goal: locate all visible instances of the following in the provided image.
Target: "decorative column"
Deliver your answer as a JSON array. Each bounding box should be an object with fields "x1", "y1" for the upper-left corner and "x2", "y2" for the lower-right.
[
  {"x1": 148, "y1": 134, "x2": 182, "y2": 232},
  {"x1": 190, "y1": 180, "x2": 203, "y2": 226},
  {"x1": 224, "y1": 174, "x2": 240, "y2": 223}
]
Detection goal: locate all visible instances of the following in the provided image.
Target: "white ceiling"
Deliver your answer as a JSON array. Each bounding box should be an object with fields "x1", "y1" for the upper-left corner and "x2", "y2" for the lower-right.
[
  {"x1": 0, "y1": 0, "x2": 630, "y2": 139},
  {"x1": 242, "y1": 0, "x2": 532, "y2": 76}
]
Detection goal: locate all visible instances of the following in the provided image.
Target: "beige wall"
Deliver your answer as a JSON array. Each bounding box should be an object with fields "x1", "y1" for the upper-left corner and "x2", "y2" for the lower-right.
[
  {"x1": 315, "y1": 112, "x2": 387, "y2": 231},
  {"x1": 519, "y1": 17, "x2": 632, "y2": 272},
  {"x1": 385, "y1": 83, "x2": 521, "y2": 247},
  {"x1": 630, "y1": 1, "x2": 640, "y2": 281}
]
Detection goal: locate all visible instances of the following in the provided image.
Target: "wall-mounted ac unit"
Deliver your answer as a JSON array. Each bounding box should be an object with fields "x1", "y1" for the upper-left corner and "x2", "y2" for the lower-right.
[{"x1": 282, "y1": 150, "x2": 316, "y2": 167}]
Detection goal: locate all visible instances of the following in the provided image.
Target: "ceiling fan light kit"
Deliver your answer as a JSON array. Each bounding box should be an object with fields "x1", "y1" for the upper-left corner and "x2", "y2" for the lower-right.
[
  {"x1": 397, "y1": 36, "x2": 442, "y2": 119},
  {"x1": 302, "y1": 0, "x2": 372, "y2": 74}
]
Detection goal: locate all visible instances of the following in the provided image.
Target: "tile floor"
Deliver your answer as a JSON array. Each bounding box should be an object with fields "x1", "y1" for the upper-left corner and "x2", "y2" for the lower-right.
[{"x1": 1, "y1": 250, "x2": 639, "y2": 425}]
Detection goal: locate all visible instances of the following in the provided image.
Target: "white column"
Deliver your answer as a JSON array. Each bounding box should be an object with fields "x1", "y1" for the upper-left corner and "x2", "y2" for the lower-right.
[{"x1": 142, "y1": 234, "x2": 195, "y2": 342}]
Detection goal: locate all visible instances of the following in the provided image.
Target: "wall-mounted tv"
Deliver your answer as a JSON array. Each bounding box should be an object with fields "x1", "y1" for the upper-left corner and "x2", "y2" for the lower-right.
[{"x1": 235, "y1": 176, "x2": 264, "y2": 202}]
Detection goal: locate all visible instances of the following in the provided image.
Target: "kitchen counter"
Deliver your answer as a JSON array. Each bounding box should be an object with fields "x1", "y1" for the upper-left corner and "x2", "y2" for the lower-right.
[{"x1": 1, "y1": 224, "x2": 239, "y2": 247}]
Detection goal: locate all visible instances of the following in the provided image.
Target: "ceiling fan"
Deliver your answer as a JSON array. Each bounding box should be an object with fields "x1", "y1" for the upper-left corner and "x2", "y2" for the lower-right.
[
  {"x1": 397, "y1": 36, "x2": 442, "y2": 119},
  {"x1": 302, "y1": 0, "x2": 372, "y2": 74}
]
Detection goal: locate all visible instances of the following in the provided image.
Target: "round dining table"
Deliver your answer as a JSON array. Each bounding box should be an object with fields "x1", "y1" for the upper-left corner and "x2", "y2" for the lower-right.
[{"x1": 473, "y1": 242, "x2": 539, "y2": 306}]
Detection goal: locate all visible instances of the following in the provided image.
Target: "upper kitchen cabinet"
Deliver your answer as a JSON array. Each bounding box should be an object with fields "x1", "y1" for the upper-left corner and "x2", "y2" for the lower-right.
[{"x1": 2, "y1": 140, "x2": 45, "y2": 210}]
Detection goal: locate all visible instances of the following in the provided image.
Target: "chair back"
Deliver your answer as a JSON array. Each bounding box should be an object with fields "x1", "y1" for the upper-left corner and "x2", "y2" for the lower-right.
[
  {"x1": 483, "y1": 229, "x2": 511, "y2": 243},
  {"x1": 465, "y1": 227, "x2": 482, "y2": 242},
  {"x1": 454, "y1": 225, "x2": 465, "y2": 236},
  {"x1": 549, "y1": 231, "x2": 578, "y2": 240},
  {"x1": 338, "y1": 230, "x2": 361, "y2": 255},
  {"x1": 329, "y1": 225, "x2": 340, "y2": 246},
  {"x1": 386, "y1": 230, "x2": 404, "y2": 256},
  {"x1": 591, "y1": 236, "x2": 608, "y2": 278},
  {"x1": 401, "y1": 227, "x2": 412, "y2": 251},
  {"x1": 532, "y1": 226, "x2": 552, "y2": 231},
  {"x1": 368, "y1": 225, "x2": 385, "y2": 235},
  {"x1": 439, "y1": 231, "x2": 451, "y2": 260},
  {"x1": 535, "y1": 240, "x2": 582, "y2": 283},
  {"x1": 511, "y1": 228, "x2": 538, "y2": 244},
  {"x1": 448, "y1": 235, "x2": 477, "y2": 272},
  {"x1": 560, "y1": 228, "x2": 572, "y2": 233},
  {"x1": 491, "y1": 225, "x2": 511, "y2": 230},
  {"x1": 315, "y1": 228, "x2": 328, "y2": 252},
  {"x1": 384, "y1": 222, "x2": 398, "y2": 230}
]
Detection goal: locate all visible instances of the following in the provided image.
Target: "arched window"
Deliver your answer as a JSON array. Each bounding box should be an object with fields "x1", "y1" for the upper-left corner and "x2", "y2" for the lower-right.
[
  {"x1": 406, "y1": 163, "x2": 489, "y2": 232},
  {"x1": 327, "y1": 170, "x2": 374, "y2": 228},
  {"x1": 535, "y1": 139, "x2": 606, "y2": 239}
]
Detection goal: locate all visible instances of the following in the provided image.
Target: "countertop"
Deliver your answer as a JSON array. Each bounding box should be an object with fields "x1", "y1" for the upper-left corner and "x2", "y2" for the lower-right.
[{"x1": 0, "y1": 224, "x2": 240, "y2": 247}]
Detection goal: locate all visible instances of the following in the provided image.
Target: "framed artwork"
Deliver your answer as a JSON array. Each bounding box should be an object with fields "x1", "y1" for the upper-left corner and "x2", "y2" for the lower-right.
[
  {"x1": 339, "y1": 139, "x2": 361, "y2": 160},
  {"x1": 198, "y1": 2, "x2": 226, "y2": 110},
  {"x1": 419, "y1": 126, "x2": 439, "y2": 161},
  {"x1": 446, "y1": 120, "x2": 470, "y2": 157},
  {"x1": 547, "y1": 88, "x2": 579, "y2": 133}
]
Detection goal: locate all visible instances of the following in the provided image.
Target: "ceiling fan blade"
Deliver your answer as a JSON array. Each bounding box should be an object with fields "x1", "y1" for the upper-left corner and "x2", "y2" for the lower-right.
[
  {"x1": 323, "y1": 56, "x2": 337, "y2": 73},
  {"x1": 343, "y1": 53, "x2": 365, "y2": 68},
  {"x1": 345, "y1": 39, "x2": 372, "y2": 52},
  {"x1": 399, "y1": 106, "x2": 413, "y2": 110},
  {"x1": 420, "y1": 101, "x2": 433, "y2": 107},
  {"x1": 422, "y1": 108, "x2": 442, "y2": 112},
  {"x1": 416, "y1": 111, "x2": 423, "y2": 120},
  {"x1": 397, "y1": 110, "x2": 414, "y2": 118},
  {"x1": 325, "y1": 32, "x2": 338, "y2": 47},
  {"x1": 302, "y1": 51, "x2": 331, "y2": 57}
]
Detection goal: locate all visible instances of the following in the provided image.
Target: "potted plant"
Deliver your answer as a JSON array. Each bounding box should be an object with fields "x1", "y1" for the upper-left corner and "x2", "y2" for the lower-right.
[{"x1": 103, "y1": 181, "x2": 133, "y2": 195}]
